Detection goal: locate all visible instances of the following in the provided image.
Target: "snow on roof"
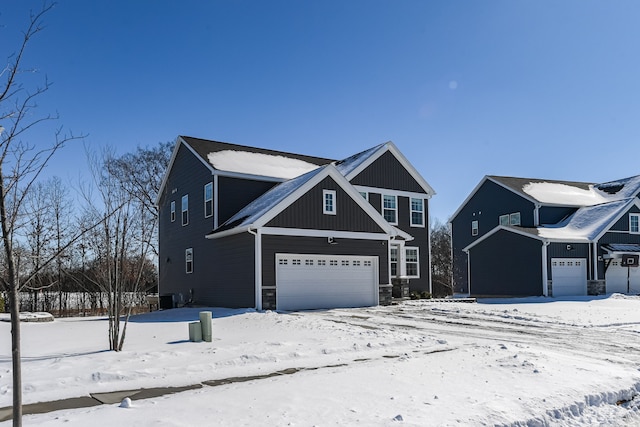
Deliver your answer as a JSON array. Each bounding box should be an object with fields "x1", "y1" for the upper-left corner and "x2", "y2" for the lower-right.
[
  {"x1": 333, "y1": 143, "x2": 385, "y2": 177},
  {"x1": 537, "y1": 199, "x2": 634, "y2": 241},
  {"x1": 213, "y1": 166, "x2": 327, "y2": 233},
  {"x1": 522, "y1": 182, "x2": 610, "y2": 206},
  {"x1": 207, "y1": 150, "x2": 321, "y2": 179},
  {"x1": 520, "y1": 175, "x2": 640, "y2": 207},
  {"x1": 595, "y1": 175, "x2": 640, "y2": 199}
]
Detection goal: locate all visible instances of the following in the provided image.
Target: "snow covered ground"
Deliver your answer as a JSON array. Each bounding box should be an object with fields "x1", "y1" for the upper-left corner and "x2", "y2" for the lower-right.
[{"x1": 2, "y1": 295, "x2": 640, "y2": 426}]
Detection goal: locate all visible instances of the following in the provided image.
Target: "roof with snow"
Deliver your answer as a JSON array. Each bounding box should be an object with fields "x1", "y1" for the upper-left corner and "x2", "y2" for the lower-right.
[
  {"x1": 181, "y1": 136, "x2": 334, "y2": 179},
  {"x1": 211, "y1": 166, "x2": 326, "y2": 234},
  {"x1": 488, "y1": 174, "x2": 640, "y2": 207},
  {"x1": 333, "y1": 143, "x2": 386, "y2": 177}
]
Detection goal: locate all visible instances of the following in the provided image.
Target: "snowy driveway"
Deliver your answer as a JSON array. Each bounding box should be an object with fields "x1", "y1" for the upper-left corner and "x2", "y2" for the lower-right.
[{"x1": 2, "y1": 295, "x2": 640, "y2": 426}]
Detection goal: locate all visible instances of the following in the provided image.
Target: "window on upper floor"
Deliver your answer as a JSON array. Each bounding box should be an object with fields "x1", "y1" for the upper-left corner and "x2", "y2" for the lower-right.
[
  {"x1": 631, "y1": 213, "x2": 640, "y2": 234},
  {"x1": 472, "y1": 220, "x2": 479, "y2": 236},
  {"x1": 323, "y1": 190, "x2": 336, "y2": 215},
  {"x1": 405, "y1": 247, "x2": 419, "y2": 278},
  {"x1": 499, "y1": 214, "x2": 509, "y2": 226},
  {"x1": 204, "y1": 182, "x2": 213, "y2": 218},
  {"x1": 170, "y1": 201, "x2": 176, "y2": 222},
  {"x1": 185, "y1": 248, "x2": 193, "y2": 274},
  {"x1": 359, "y1": 191, "x2": 368, "y2": 201},
  {"x1": 383, "y1": 195, "x2": 397, "y2": 224},
  {"x1": 510, "y1": 212, "x2": 521, "y2": 226},
  {"x1": 181, "y1": 194, "x2": 189, "y2": 226},
  {"x1": 410, "y1": 198, "x2": 424, "y2": 227}
]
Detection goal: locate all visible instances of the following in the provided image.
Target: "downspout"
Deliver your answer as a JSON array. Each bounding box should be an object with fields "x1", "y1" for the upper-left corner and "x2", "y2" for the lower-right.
[
  {"x1": 247, "y1": 228, "x2": 262, "y2": 311},
  {"x1": 542, "y1": 241, "x2": 550, "y2": 297},
  {"x1": 463, "y1": 248, "x2": 471, "y2": 297},
  {"x1": 213, "y1": 174, "x2": 219, "y2": 229},
  {"x1": 534, "y1": 204, "x2": 541, "y2": 227},
  {"x1": 592, "y1": 242, "x2": 599, "y2": 284}
]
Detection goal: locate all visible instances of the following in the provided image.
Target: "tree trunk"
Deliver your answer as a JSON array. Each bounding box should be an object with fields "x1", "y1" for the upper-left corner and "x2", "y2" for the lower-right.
[{"x1": 10, "y1": 286, "x2": 22, "y2": 426}]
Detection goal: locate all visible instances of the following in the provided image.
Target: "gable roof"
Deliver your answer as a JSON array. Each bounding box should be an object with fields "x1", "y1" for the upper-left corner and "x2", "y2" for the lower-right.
[
  {"x1": 464, "y1": 198, "x2": 640, "y2": 251},
  {"x1": 157, "y1": 136, "x2": 335, "y2": 206},
  {"x1": 207, "y1": 163, "x2": 412, "y2": 240},
  {"x1": 180, "y1": 135, "x2": 334, "y2": 179},
  {"x1": 334, "y1": 141, "x2": 436, "y2": 196},
  {"x1": 450, "y1": 174, "x2": 640, "y2": 223}
]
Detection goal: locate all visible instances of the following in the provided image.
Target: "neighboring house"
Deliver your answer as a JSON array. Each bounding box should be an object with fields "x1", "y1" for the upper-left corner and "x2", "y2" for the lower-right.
[
  {"x1": 157, "y1": 136, "x2": 435, "y2": 310},
  {"x1": 450, "y1": 175, "x2": 640, "y2": 297}
]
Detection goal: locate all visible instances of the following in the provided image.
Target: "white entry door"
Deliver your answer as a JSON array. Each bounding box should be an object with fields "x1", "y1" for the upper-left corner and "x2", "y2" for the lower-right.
[
  {"x1": 606, "y1": 260, "x2": 640, "y2": 294},
  {"x1": 276, "y1": 254, "x2": 378, "y2": 311},
  {"x1": 551, "y1": 258, "x2": 587, "y2": 296}
]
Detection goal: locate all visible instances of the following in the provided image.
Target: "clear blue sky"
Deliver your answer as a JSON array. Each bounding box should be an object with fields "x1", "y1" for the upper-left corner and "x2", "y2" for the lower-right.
[{"x1": 3, "y1": 1, "x2": 640, "y2": 223}]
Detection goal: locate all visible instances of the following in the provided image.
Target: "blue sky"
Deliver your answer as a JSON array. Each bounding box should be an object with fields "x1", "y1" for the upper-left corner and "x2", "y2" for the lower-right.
[{"x1": 2, "y1": 1, "x2": 640, "y2": 223}]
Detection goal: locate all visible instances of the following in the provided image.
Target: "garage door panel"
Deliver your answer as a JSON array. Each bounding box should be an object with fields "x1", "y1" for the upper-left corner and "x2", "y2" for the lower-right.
[
  {"x1": 551, "y1": 258, "x2": 587, "y2": 297},
  {"x1": 606, "y1": 259, "x2": 640, "y2": 294},
  {"x1": 276, "y1": 254, "x2": 378, "y2": 311}
]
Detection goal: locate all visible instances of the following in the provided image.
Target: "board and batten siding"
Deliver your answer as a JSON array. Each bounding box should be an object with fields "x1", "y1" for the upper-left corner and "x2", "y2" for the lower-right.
[
  {"x1": 266, "y1": 176, "x2": 386, "y2": 233},
  {"x1": 349, "y1": 151, "x2": 425, "y2": 193},
  {"x1": 452, "y1": 179, "x2": 536, "y2": 294},
  {"x1": 468, "y1": 229, "x2": 543, "y2": 297},
  {"x1": 159, "y1": 142, "x2": 215, "y2": 303},
  {"x1": 217, "y1": 176, "x2": 277, "y2": 225},
  {"x1": 261, "y1": 235, "x2": 390, "y2": 288}
]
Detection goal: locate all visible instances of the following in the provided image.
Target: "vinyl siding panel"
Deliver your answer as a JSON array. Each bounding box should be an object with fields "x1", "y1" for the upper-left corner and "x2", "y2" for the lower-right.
[
  {"x1": 468, "y1": 229, "x2": 543, "y2": 297},
  {"x1": 266, "y1": 176, "x2": 386, "y2": 233},
  {"x1": 452, "y1": 179, "x2": 535, "y2": 294},
  {"x1": 159, "y1": 143, "x2": 215, "y2": 301},
  {"x1": 350, "y1": 151, "x2": 426, "y2": 193},
  {"x1": 160, "y1": 232, "x2": 255, "y2": 308},
  {"x1": 261, "y1": 235, "x2": 390, "y2": 287},
  {"x1": 218, "y1": 176, "x2": 276, "y2": 225}
]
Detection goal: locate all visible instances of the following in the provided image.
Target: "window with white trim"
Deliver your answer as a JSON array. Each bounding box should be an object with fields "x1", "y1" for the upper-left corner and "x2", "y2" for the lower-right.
[
  {"x1": 323, "y1": 190, "x2": 336, "y2": 215},
  {"x1": 170, "y1": 201, "x2": 176, "y2": 222},
  {"x1": 181, "y1": 194, "x2": 189, "y2": 226},
  {"x1": 405, "y1": 247, "x2": 419, "y2": 278},
  {"x1": 185, "y1": 248, "x2": 193, "y2": 274},
  {"x1": 359, "y1": 191, "x2": 368, "y2": 201},
  {"x1": 410, "y1": 198, "x2": 424, "y2": 227},
  {"x1": 390, "y1": 247, "x2": 398, "y2": 276},
  {"x1": 510, "y1": 212, "x2": 521, "y2": 226},
  {"x1": 631, "y1": 213, "x2": 640, "y2": 234},
  {"x1": 383, "y1": 195, "x2": 397, "y2": 224},
  {"x1": 471, "y1": 220, "x2": 478, "y2": 236},
  {"x1": 204, "y1": 182, "x2": 213, "y2": 218},
  {"x1": 499, "y1": 214, "x2": 509, "y2": 226}
]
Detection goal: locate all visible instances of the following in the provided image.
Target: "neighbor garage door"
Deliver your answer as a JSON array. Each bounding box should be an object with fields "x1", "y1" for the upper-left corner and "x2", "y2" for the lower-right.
[
  {"x1": 551, "y1": 258, "x2": 587, "y2": 296},
  {"x1": 606, "y1": 260, "x2": 640, "y2": 294},
  {"x1": 276, "y1": 254, "x2": 378, "y2": 311}
]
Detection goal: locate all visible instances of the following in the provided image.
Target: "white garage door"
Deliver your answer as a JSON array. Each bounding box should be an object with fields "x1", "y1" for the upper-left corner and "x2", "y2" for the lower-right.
[
  {"x1": 606, "y1": 260, "x2": 640, "y2": 294},
  {"x1": 551, "y1": 258, "x2": 587, "y2": 296},
  {"x1": 276, "y1": 254, "x2": 378, "y2": 311}
]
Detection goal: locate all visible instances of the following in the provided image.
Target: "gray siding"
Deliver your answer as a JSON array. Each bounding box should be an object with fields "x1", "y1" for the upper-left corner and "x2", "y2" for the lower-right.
[
  {"x1": 468, "y1": 229, "x2": 543, "y2": 297},
  {"x1": 266, "y1": 176, "x2": 385, "y2": 233},
  {"x1": 159, "y1": 143, "x2": 214, "y2": 301},
  {"x1": 608, "y1": 205, "x2": 640, "y2": 232},
  {"x1": 261, "y1": 235, "x2": 390, "y2": 287},
  {"x1": 160, "y1": 232, "x2": 255, "y2": 308},
  {"x1": 452, "y1": 179, "x2": 535, "y2": 294},
  {"x1": 539, "y1": 206, "x2": 577, "y2": 225},
  {"x1": 218, "y1": 176, "x2": 276, "y2": 225},
  {"x1": 350, "y1": 151, "x2": 426, "y2": 193}
]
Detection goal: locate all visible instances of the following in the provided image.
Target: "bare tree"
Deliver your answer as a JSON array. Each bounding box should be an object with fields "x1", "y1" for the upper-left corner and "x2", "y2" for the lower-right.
[
  {"x1": 0, "y1": 4, "x2": 82, "y2": 425},
  {"x1": 81, "y1": 146, "x2": 158, "y2": 351},
  {"x1": 431, "y1": 219, "x2": 453, "y2": 297}
]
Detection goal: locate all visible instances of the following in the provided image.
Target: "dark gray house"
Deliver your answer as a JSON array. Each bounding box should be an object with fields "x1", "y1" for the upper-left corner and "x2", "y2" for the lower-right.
[
  {"x1": 450, "y1": 175, "x2": 640, "y2": 297},
  {"x1": 157, "y1": 136, "x2": 435, "y2": 310}
]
